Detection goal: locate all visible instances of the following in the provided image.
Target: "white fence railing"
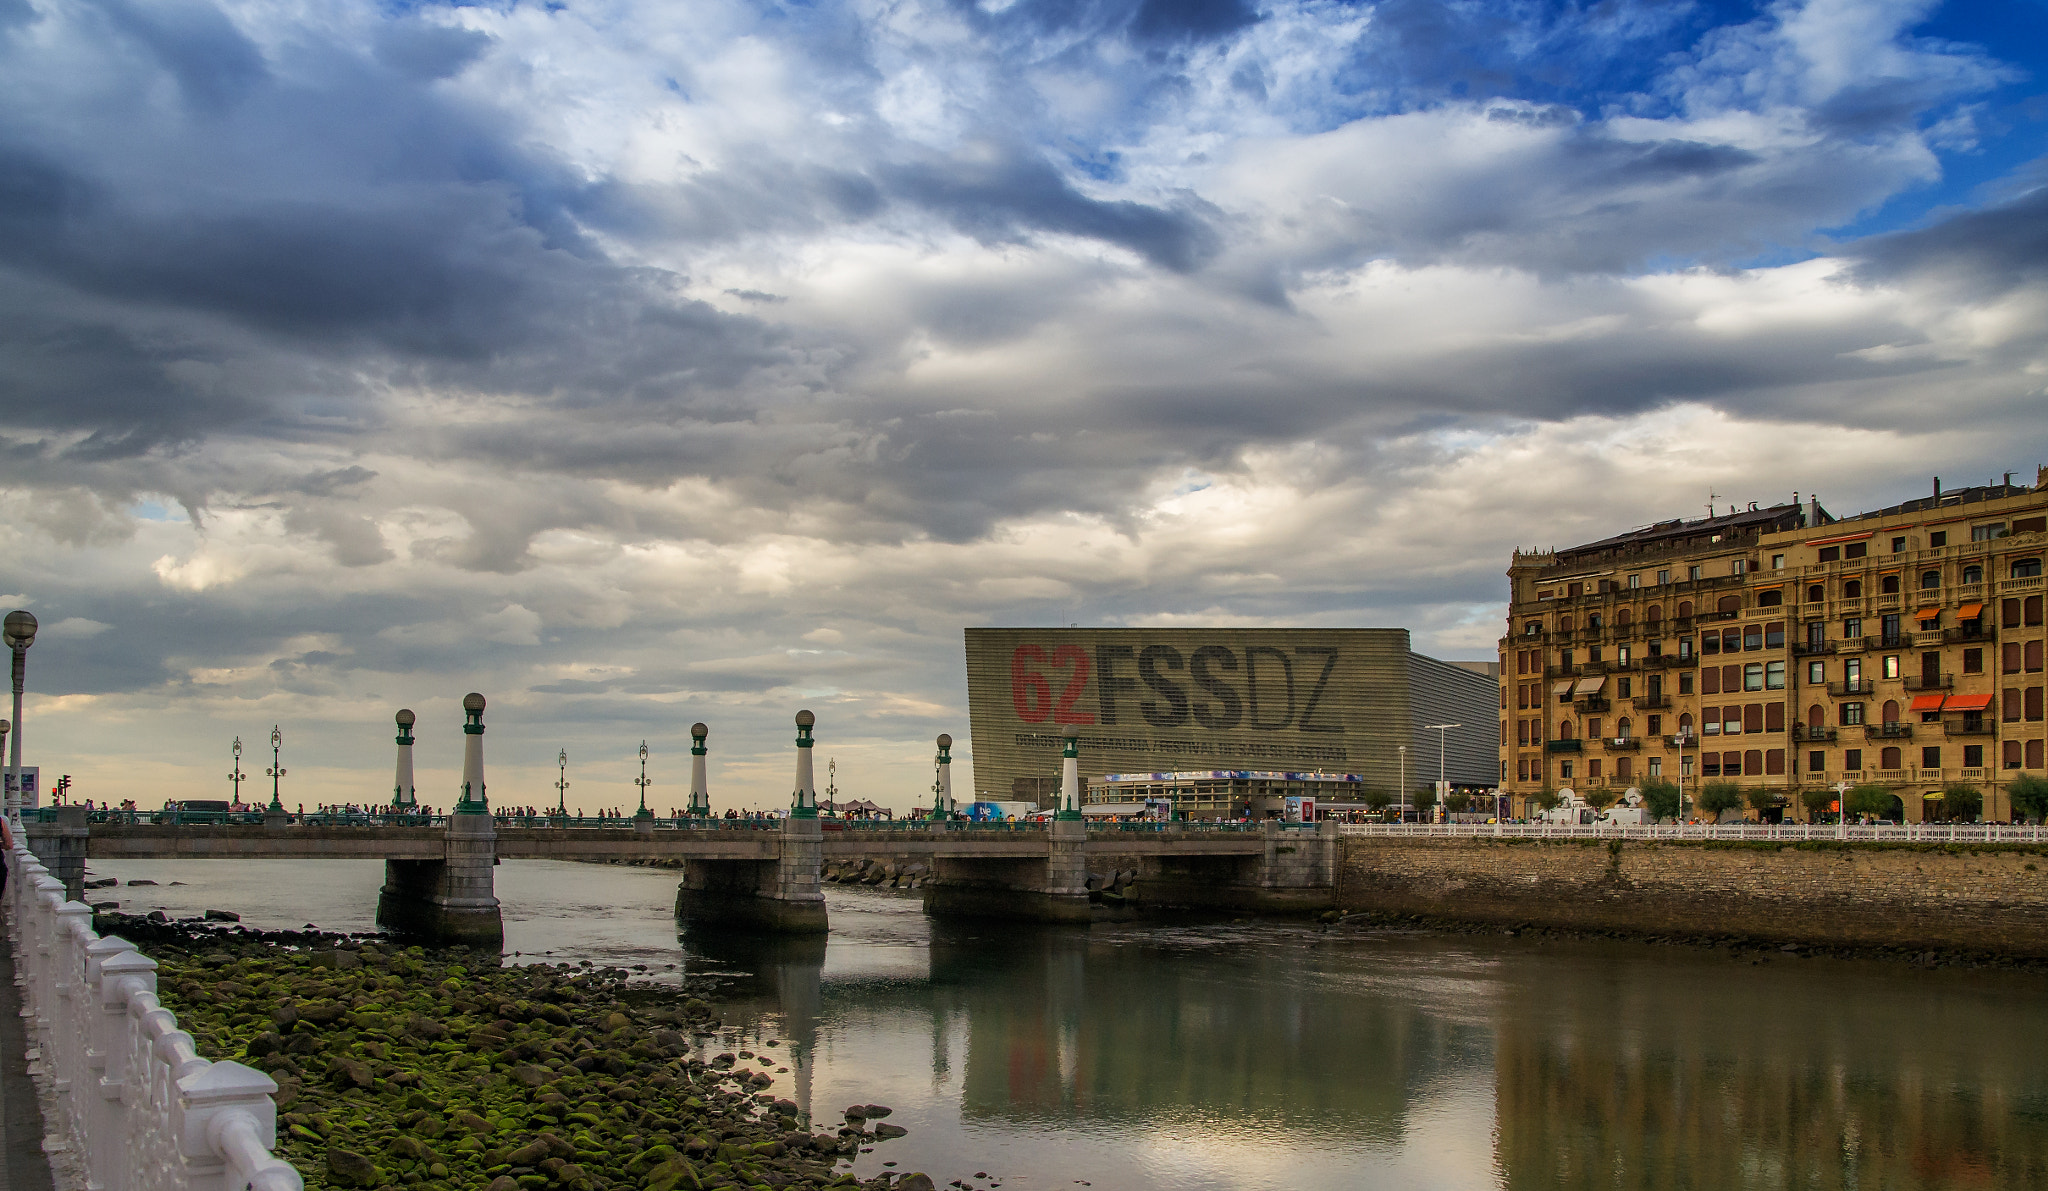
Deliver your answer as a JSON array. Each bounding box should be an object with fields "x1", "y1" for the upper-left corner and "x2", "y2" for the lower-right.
[
  {"x1": 1337, "y1": 822, "x2": 2048, "y2": 843},
  {"x1": 6, "y1": 840, "x2": 302, "y2": 1191}
]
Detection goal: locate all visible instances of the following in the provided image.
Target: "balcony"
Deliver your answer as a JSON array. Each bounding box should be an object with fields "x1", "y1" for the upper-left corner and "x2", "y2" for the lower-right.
[
  {"x1": 1838, "y1": 636, "x2": 1873, "y2": 653},
  {"x1": 1603, "y1": 737, "x2": 1643, "y2": 751},
  {"x1": 1792, "y1": 725, "x2": 1837, "y2": 743},
  {"x1": 1545, "y1": 739, "x2": 1583, "y2": 753},
  {"x1": 1666, "y1": 733, "x2": 1698, "y2": 748},
  {"x1": 1865, "y1": 723, "x2": 1914, "y2": 740},
  {"x1": 1544, "y1": 665, "x2": 1581, "y2": 679},
  {"x1": 1643, "y1": 654, "x2": 1688, "y2": 669},
  {"x1": 1632, "y1": 695, "x2": 1671, "y2": 711},
  {"x1": 1912, "y1": 631, "x2": 1949, "y2": 649},
  {"x1": 1943, "y1": 718, "x2": 1993, "y2": 738},
  {"x1": 1574, "y1": 696, "x2": 1612, "y2": 713},
  {"x1": 1903, "y1": 674, "x2": 1954, "y2": 691},
  {"x1": 1829, "y1": 679, "x2": 1876, "y2": 697},
  {"x1": 1877, "y1": 594, "x2": 1903, "y2": 610},
  {"x1": 1939, "y1": 627, "x2": 1995, "y2": 644},
  {"x1": 1794, "y1": 641, "x2": 1837, "y2": 656},
  {"x1": 1878, "y1": 635, "x2": 1907, "y2": 649}
]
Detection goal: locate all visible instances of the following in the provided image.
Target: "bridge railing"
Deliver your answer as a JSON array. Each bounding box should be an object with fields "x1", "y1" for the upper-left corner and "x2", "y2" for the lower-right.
[
  {"x1": 1336, "y1": 821, "x2": 2048, "y2": 843},
  {"x1": 5, "y1": 841, "x2": 302, "y2": 1191}
]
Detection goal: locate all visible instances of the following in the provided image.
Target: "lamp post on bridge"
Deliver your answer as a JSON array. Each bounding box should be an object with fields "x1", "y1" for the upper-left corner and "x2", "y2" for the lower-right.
[
  {"x1": 455, "y1": 693, "x2": 488, "y2": 813},
  {"x1": 1054, "y1": 736, "x2": 1082, "y2": 821},
  {"x1": 688, "y1": 723, "x2": 710, "y2": 819},
  {"x1": 790, "y1": 710, "x2": 818, "y2": 819},
  {"x1": 932, "y1": 733, "x2": 953, "y2": 819},
  {"x1": 634, "y1": 741, "x2": 654, "y2": 821},
  {"x1": 230, "y1": 737, "x2": 246, "y2": 804},
  {"x1": 5, "y1": 609, "x2": 37, "y2": 831},
  {"x1": 554, "y1": 749, "x2": 570, "y2": 819},
  {"x1": 265, "y1": 726, "x2": 286, "y2": 814},
  {"x1": 393, "y1": 710, "x2": 416, "y2": 809}
]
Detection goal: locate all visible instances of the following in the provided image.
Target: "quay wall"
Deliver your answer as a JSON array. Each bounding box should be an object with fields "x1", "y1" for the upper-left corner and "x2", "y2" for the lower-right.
[{"x1": 1338, "y1": 836, "x2": 2048, "y2": 956}]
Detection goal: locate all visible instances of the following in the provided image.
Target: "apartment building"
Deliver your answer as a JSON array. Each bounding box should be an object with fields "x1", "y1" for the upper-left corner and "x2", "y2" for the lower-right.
[{"x1": 1498, "y1": 472, "x2": 2048, "y2": 821}]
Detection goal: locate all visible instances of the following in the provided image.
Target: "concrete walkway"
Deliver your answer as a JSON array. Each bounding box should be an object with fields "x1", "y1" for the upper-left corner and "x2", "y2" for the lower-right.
[{"x1": 0, "y1": 906, "x2": 57, "y2": 1191}]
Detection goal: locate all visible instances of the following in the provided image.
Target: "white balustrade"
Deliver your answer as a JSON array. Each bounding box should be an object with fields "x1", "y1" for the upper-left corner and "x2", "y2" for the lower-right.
[{"x1": 5, "y1": 841, "x2": 302, "y2": 1191}]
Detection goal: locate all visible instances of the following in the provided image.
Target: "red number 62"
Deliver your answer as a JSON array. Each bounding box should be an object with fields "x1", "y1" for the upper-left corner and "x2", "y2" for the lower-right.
[{"x1": 1012, "y1": 644, "x2": 1096, "y2": 725}]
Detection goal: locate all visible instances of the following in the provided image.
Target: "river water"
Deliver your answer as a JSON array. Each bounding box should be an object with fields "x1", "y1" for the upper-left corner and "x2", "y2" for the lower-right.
[{"x1": 86, "y1": 858, "x2": 2048, "y2": 1190}]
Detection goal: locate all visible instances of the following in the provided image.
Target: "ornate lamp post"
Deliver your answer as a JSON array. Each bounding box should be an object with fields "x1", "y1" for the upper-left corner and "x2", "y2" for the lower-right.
[
  {"x1": 5, "y1": 609, "x2": 37, "y2": 829},
  {"x1": 554, "y1": 748, "x2": 570, "y2": 818},
  {"x1": 393, "y1": 710, "x2": 417, "y2": 809},
  {"x1": 455, "y1": 693, "x2": 488, "y2": 813},
  {"x1": 790, "y1": 710, "x2": 818, "y2": 818},
  {"x1": 634, "y1": 740, "x2": 653, "y2": 820},
  {"x1": 824, "y1": 758, "x2": 838, "y2": 815},
  {"x1": 265, "y1": 726, "x2": 286, "y2": 813},
  {"x1": 230, "y1": 737, "x2": 246, "y2": 803},
  {"x1": 932, "y1": 733, "x2": 953, "y2": 818}
]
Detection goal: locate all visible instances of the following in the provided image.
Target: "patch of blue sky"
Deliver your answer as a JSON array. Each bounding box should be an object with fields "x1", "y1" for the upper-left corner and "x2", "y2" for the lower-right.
[{"x1": 130, "y1": 500, "x2": 187, "y2": 523}]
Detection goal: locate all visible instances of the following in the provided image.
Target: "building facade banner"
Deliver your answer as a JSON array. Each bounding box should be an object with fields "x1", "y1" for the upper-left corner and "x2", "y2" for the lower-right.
[{"x1": 965, "y1": 628, "x2": 1413, "y2": 803}]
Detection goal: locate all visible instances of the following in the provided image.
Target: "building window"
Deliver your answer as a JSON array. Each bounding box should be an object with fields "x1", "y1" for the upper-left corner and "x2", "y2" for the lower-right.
[
  {"x1": 1744, "y1": 624, "x2": 1763, "y2": 650},
  {"x1": 1618, "y1": 675, "x2": 1632, "y2": 696},
  {"x1": 1881, "y1": 613, "x2": 1902, "y2": 644},
  {"x1": 1964, "y1": 744, "x2": 1984, "y2": 767},
  {"x1": 1921, "y1": 570, "x2": 1941, "y2": 589},
  {"x1": 1818, "y1": 546, "x2": 1841, "y2": 562},
  {"x1": 1758, "y1": 588, "x2": 1784, "y2": 607},
  {"x1": 1881, "y1": 574, "x2": 1901, "y2": 594},
  {"x1": 1846, "y1": 542, "x2": 1868, "y2": 559},
  {"x1": 1973, "y1": 523, "x2": 2008, "y2": 542},
  {"x1": 1588, "y1": 646, "x2": 1603, "y2": 663},
  {"x1": 1685, "y1": 565, "x2": 1702, "y2": 581},
  {"x1": 1842, "y1": 702, "x2": 1864, "y2": 726},
  {"x1": 1679, "y1": 672, "x2": 1694, "y2": 695},
  {"x1": 1648, "y1": 757, "x2": 1662, "y2": 777},
  {"x1": 1892, "y1": 537, "x2": 1908, "y2": 553},
  {"x1": 1679, "y1": 636, "x2": 1694, "y2": 659},
  {"x1": 1929, "y1": 531, "x2": 1947, "y2": 547},
  {"x1": 2004, "y1": 688, "x2": 2021, "y2": 721},
  {"x1": 1845, "y1": 658, "x2": 1862, "y2": 684},
  {"x1": 1844, "y1": 579, "x2": 1862, "y2": 598},
  {"x1": 1657, "y1": 569, "x2": 1671, "y2": 585},
  {"x1": 1845, "y1": 748, "x2": 1862, "y2": 770},
  {"x1": 1629, "y1": 573, "x2": 1641, "y2": 588},
  {"x1": 1808, "y1": 750, "x2": 1826, "y2": 772},
  {"x1": 1648, "y1": 715, "x2": 1662, "y2": 734},
  {"x1": 1560, "y1": 760, "x2": 1574, "y2": 781},
  {"x1": 1733, "y1": 559, "x2": 1749, "y2": 576},
  {"x1": 1964, "y1": 649, "x2": 1983, "y2": 674},
  {"x1": 1743, "y1": 663, "x2": 1764, "y2": 691},
  {"x1": 1881, "y1": 746, "x2": 1902, "y2": 769},
  {"x1": 1772, "y1": 554, "x2": 1785, "y2": 570},
  {"x1": 1844, "y1": 617, "x2": 1862, "y2": 639},
  {"x1": 1766, "y1": 661, "x2": 1786, "y2": 690},
  {"x1": 1807, "y1": 660, "x2": 1826, "y2": 684},
  {"x1": 2014, "y1": 558, "x2": 2044, "y2": 579},
  {"x1": 2005, "y1": 643, "x2": 2023, "y2": 673},
  {"x1": 1963, "y1": 565, "x2": 1982, "y2": 583},
  {"x1": 1923, "y1": 746, "x2": 1941, "y2": 769}
]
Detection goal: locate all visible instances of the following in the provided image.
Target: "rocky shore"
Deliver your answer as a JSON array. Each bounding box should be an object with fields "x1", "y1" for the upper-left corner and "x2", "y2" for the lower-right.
[{"x1": 94, "y1": 912, "x2": 932, "y2": 1191}]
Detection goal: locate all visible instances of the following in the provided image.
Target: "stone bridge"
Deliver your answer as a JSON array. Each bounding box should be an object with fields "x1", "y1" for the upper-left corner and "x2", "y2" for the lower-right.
[{"x1": 28, "y1": 807, "x2": 1338, "y2": 946}]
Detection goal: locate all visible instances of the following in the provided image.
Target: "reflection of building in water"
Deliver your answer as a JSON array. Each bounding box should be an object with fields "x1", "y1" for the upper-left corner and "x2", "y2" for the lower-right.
[
  {"x1": 926, "y1": 922, "x2": 1482, "y2": 1130},
  {"x1": 1490, "y1": 956, "x2": 2048, "y2": 1188},
  {"x1": 680, "y1": 927, "x2": 826, "y2": 1118}
]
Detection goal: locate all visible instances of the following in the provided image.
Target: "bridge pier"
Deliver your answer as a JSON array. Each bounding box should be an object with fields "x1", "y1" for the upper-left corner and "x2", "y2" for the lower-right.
[
  {"x1": 1132, "y1": 821, "x2": 1339, "y2": 913},
  {"x1": 674, "y1": 815, "x2": 828, "y2": 934},
  {"x1": 922, "y1": 817, "x2": 1092, "y2": 923},
  {"x1": 23, "y1": 805, "x2": 88, "y2": 902},
  {"x1": 375, "y1": 808, "x2": 503, "y2": 946}
]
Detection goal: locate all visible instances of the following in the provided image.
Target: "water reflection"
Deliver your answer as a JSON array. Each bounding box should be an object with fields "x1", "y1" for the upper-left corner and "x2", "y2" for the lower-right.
[{"x1": 86, "y1": 859, "x2": 2048, "y2": 1190}]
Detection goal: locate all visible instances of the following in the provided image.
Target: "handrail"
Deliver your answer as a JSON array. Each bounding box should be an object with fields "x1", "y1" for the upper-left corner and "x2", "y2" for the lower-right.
[{"x1": 5, "y1": 841, "x2": 303, "y2": 1191}]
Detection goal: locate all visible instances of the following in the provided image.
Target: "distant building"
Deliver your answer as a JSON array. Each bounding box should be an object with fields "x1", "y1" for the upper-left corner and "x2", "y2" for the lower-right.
[
  {"x1": 964, "y1": 627, "x2": 1498, "y2": 811},
  {"x1": 1498, "y1": 472, "x2": 2048, "y2": 821},
  {"x1": 1087, "y1": 770, "x2": 1369, "y2": 818}
]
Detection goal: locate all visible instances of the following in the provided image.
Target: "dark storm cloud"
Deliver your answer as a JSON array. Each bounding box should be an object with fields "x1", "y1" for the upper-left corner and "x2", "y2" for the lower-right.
[
  {"x1": 92, "y1": 0, "x2": 270, "y2": 113},
  {"x1": 881, "y1": 146, "x2": 1220, "y2": 271},
  {"x1": 1851, "y1": 181, "x2": 2048, "y2": 298}
]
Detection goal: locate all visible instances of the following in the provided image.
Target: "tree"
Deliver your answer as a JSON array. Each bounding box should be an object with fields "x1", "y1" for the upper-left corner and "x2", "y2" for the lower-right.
[
  {"x1": 1444, "y1": 791, "x2": 1472, "y2": 815},
  {"x1": 1639, "y1": 778, "x2": 1680, "y2": 823},
  {"x1": 1845, "y1": 784, "x2": 1898, "y2": 822},
  {"x1": 1799, "y1": 787, "x2": 1838, "y2": 822},
  {"x1": 2007, "y1": 775, "x2": 2048, "y2": 823},
  {"x1": 1361, "y1": 788, "x2": 1393, "y2": 815},
  {"x1": 1582, "y1": 786, "x2": 1618, "y2": 811},
  {"x1": 1697, "y1": 781, "x2": 1743, "y2": 820},
  {"x1": 1533, "y1": 787, "x2": 1564, "y2": 812},
  {"x1": 1412, "y1": 785, "x2": 1439, "y2": 819},
  {"x1": 1744, "y1": 786, "x2": 1780, "y2": 815},
  {"x1": 1940, "y1": 784, "x2": 1983, "y2": 823}
]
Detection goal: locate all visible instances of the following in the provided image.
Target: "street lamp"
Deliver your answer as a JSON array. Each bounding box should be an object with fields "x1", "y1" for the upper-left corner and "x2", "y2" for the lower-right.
[
  {"x1": 634, "y1": 740, "x2": 653, "y2": 820},
  {"x1": 555, "y1": 748, "x2": 570, "y2": 818},
  {"x1": 1397, "y1": 744, "x2": 1407, "y2": 822},
  {"x1": 1424, "y1": 723, "x2": 1462, "y2": 825},
  {"x1": 5, "y1": 609, "x2": 37, "y2": 829},
  {"x1": 266, "y1": 726, "x2": 286, "y2": 813},
  {"x1": 230, "y1": 737, "x2": 246, "y2": 804}
]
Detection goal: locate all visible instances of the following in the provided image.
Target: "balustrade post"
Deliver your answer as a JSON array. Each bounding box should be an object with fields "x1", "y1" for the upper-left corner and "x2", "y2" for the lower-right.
[
  {"x1": 30, "y1": 873, "x2": 64, "y2": 1039},
  {"x1": 176, "y1": 1059, "x2": 293, "y2": 1191},
  {"x1": 51, "y1": 900, "x2": 92, "y2": 1102},
  {"x1": 97, "y1": 948, "x2": 157, "y2": 1191}
]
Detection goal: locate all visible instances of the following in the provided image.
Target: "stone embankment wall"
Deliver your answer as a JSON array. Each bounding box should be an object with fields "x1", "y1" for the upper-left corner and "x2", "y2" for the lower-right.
[{"x1": 1339, "y1": 837, "x2": 2048, "y2": 956}]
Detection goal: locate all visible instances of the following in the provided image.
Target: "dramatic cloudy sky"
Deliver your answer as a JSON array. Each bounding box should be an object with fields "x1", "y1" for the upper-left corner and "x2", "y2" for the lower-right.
[{"x1": 3, "y1": 0, "x2": 2045, "y2": 809}]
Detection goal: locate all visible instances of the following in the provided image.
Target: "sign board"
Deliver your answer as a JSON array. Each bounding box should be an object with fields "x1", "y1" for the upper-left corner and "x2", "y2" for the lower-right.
[
  {"x1": 967, "y1": 628, "x2": 1413, "y2": 805},
  {"x1": 2, "y1": 767, "x2": 38, "y2": 810}
]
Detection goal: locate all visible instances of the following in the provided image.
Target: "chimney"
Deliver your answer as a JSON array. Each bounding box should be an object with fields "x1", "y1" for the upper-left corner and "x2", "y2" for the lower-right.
[
  {"x1": 1933, "y1": 476, "x2": 1942, "y2": 504},
  {"x1": 1809, "y1": 493, "x2": 1821, "y2": 526}
]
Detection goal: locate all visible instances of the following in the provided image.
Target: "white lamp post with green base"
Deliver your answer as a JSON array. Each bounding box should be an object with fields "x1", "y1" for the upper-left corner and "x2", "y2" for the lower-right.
[
  {"x1": 1055, "y1": 736, "x2": 1083, "y2": 821},
  {"x1": 790, "y1": 710, "x2": 819, "y2": 819},
  {"x1": 5, "y1": 609, "x2": 37, "y2": 831},
  {"x1": 932, "y1": 733, "x2": 953, "y2": 818},
  {"x1": 689, "y1": 723, "x2": 711, "y2": 818},
  {"x1": 455, "y1": 693, "x2": 488, "y2": 813},
  {"x1": 393, "y1": 709, "x2": 417, "y2": 809}
]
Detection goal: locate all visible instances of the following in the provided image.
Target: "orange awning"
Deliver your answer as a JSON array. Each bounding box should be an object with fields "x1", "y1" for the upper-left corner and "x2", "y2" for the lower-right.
[
  {"x1": 1946, "y1": 693, "x2": 1994, "y2": 712},
  {"x1": 1908, "y1": 694, "x2": 1947, "y2": 712},
  {"x1": 1957, "y1": 602, "x2": 1984, "y2": 620},
  {"x1": 1913, "y1": 606, "x2": 1941, "y2": 621}
]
